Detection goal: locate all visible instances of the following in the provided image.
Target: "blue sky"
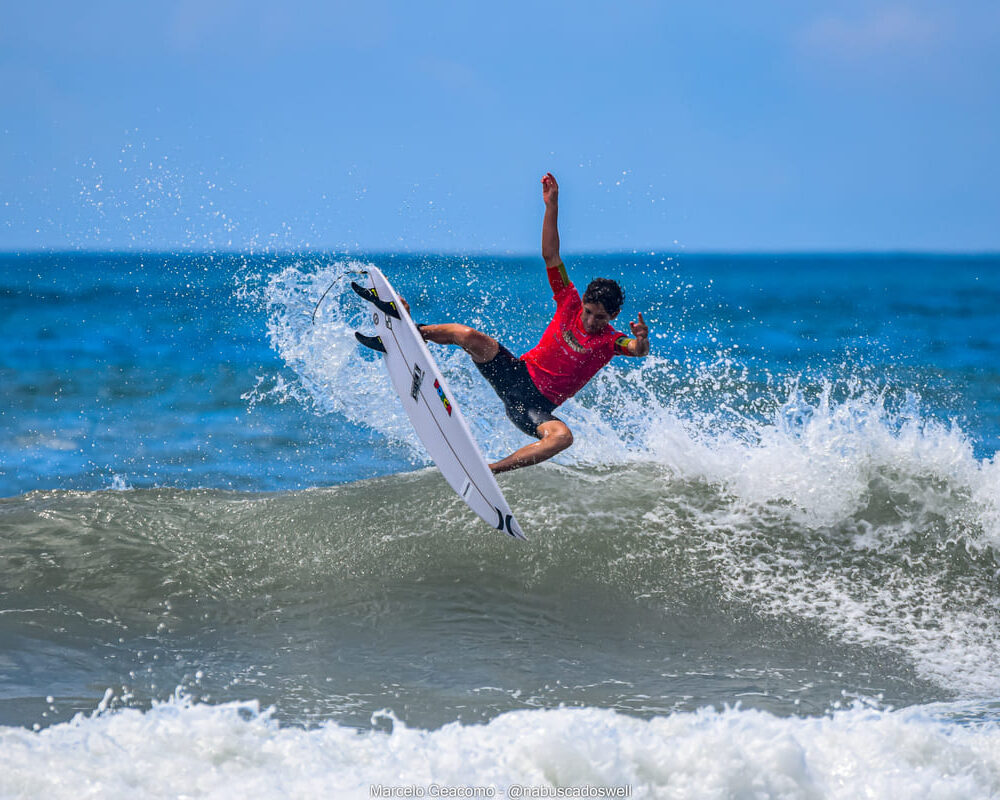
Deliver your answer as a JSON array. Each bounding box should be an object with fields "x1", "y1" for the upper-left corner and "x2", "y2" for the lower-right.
[{"x1": 2, "y1": 1, "x2": 998, "y2": 253}]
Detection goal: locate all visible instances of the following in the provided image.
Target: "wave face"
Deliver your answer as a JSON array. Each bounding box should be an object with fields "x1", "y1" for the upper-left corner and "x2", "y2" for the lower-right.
[{"x1": 2, "y1": 450, "x2": 999, "y2": 730}]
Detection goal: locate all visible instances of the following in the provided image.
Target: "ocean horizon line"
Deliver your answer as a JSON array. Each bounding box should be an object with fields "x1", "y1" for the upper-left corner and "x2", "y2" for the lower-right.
[{"x1": 2, "y1": 247, "x2": 999, "y2": 259}]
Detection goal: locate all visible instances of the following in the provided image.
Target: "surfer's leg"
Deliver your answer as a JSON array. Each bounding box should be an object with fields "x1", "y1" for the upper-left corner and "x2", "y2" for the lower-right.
[
  {"x1": 420, "y1": 324, "x2": 499, "y2": 364},
  {"x1": 490, "y1": 420, "x2": 573, "y2": 474}
]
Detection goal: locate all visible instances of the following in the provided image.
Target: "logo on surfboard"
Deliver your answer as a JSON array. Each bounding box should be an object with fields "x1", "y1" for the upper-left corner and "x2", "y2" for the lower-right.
[
  {"x1": 410, "y1": 364, "x2": 425, "y2": 400},
  {"x1": 433, "y1": 379, "x2": 453, "y2": 415}
]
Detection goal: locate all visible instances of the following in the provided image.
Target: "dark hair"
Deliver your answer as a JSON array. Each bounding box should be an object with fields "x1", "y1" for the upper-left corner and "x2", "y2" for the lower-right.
[{"x1": 582, "y1": 278, "x2": 624, "y2": 317}]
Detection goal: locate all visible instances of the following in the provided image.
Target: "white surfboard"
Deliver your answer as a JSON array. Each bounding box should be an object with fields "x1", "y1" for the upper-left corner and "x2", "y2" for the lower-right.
[{"x1": 352, "y1": 267, "x2": 526, "y2": 540}]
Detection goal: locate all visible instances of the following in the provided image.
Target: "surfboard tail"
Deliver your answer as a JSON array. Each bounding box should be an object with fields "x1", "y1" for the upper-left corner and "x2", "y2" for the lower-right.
[{"x1": 350, "y1": 281, "x2": 401, "y2": 319}]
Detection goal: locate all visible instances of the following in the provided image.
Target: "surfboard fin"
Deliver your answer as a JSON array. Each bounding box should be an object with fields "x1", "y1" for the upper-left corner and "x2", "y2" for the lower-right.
[
  {"x1": 350, "y1": 281, "x2": 401, "y2": 320},
  {"x1": 354, "y1": 331, "x2": 386, "y2": 353}
]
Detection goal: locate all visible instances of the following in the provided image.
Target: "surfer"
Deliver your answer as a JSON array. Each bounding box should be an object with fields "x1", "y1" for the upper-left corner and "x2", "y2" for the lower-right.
[{"x1": 418, "y1": 172, "x2": 650, "y2": 473}]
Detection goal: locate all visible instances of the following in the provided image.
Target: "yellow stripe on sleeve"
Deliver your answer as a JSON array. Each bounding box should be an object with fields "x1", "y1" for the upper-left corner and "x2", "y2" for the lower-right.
[
  {"x1": 614, "y1": 336, "x2": 635, "y2": 356},
  {"x1": 546, "y1": 261, "x2": 571, "y2": 293}
]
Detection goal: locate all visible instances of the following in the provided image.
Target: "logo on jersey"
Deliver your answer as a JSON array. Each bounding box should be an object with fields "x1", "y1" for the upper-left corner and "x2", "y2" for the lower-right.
[{"x1": 561, "y1": 327, "x2": 587, "y2": 353}]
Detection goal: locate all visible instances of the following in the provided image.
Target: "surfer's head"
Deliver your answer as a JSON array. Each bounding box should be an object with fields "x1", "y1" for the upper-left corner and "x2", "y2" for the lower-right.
[{"x1": 581, "y1": 278, "x2": 623, "y2": 333}]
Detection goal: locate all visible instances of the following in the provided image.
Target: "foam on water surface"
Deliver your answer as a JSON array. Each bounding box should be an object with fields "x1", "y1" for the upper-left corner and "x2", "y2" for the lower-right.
[{"x1": 2, "y1": 695, "x2": 999, "y2": 800}]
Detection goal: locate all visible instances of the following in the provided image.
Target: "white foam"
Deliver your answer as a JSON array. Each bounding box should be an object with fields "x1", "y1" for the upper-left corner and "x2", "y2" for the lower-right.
[
  {"x1": 2, "y1": 697, "x2": 999, "y2": 799},
  {"x1": 108, "y1": 474, "x2": 132, "y2": 491},
  {"x1": 256, "y1": 259, "x2": 427, "y2": 458},
  {"x1": 620, "y1": 380, "x2": 1000, "y2": 696}
]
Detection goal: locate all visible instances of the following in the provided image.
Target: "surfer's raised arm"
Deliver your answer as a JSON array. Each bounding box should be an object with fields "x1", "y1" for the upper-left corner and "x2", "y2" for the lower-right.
[
  {"x1": 541, "y1": 172, "x2": 571, "y2": 294},
  {"x1": 382, "y1": 169, "x2": 646, "y2": 481}
]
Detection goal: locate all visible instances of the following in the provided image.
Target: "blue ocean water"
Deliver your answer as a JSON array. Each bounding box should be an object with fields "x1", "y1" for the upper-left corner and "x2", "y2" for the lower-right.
[
  {"x1": 3, "y1": 251, "x2": 1000, "y2": 797},
  {"x1": 4, "y1": 252, "x2": 999, "y2": 496}
]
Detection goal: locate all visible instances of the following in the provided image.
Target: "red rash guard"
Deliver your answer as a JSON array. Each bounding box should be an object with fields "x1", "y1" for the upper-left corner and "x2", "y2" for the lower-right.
[{"x1": 521, "y1": 263, "x2": 632, "y2": 406}]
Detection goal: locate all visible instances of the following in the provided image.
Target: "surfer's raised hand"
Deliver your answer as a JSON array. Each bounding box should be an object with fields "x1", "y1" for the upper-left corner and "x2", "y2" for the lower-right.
[
  {"x1": 541, "y1": 173, "x2": 561, "y2": 267},
  {"x1": 541, "y1": 172, "x2": 559, "y2": 206},
  {"x1": 629, "y1": 312, "x2": 650, "y2": 356}
]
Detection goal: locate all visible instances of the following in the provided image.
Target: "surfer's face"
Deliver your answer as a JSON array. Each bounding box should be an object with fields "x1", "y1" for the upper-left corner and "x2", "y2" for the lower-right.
[{"x1": 580, "y1": 301, "x2": 616, "y2": 335}]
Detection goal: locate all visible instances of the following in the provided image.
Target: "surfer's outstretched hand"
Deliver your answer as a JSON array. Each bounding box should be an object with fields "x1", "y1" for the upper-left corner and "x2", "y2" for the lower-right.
[
  {"x1": 629, "y1": 312, "x2": 650, "y2": 356},
  {"x1": 541, "y1": 172, "x2": 558, "y2": 206},
  {"x1": 630, "y1": 312, "x2": 648, "y2": 340},
  {"x1": 397, "y1": 295, "x2": 411, "y2": 316}
]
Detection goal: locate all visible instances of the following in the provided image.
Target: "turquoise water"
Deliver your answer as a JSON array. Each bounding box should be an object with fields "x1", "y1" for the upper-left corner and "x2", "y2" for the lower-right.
[{"x1": 3, "y1": 252, "x2": 1000, "y2": 797}]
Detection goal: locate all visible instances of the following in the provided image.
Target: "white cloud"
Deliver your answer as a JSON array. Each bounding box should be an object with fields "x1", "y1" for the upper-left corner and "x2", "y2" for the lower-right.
[
  {"x1": 798, "y1": 6, "x2": 944, "y2": 62},
  {"x1": 165, "y1": 0, "x2": 392, "y2": 55}
]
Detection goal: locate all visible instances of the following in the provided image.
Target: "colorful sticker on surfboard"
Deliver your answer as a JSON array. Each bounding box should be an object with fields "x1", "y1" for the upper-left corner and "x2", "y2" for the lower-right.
[{"x1": 433, "y1": 379, "x2": 453, "y2": 415}]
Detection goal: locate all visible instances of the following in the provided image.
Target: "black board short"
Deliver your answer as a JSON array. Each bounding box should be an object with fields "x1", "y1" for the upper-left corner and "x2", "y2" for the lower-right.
[{"x1": 475, "y1": 346, "x2": 559, "y2": 438}]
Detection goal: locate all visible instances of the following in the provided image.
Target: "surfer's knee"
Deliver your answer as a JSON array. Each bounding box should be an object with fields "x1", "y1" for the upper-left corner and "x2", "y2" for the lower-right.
[{"x1": 538, "y1": 421, "x2": 573, "y2": 453}]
